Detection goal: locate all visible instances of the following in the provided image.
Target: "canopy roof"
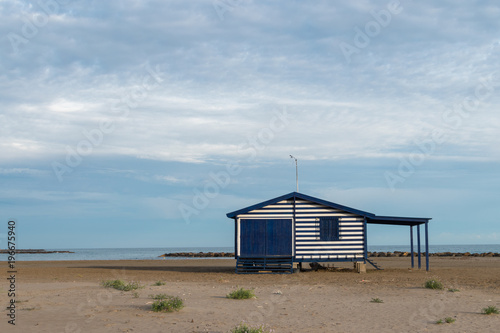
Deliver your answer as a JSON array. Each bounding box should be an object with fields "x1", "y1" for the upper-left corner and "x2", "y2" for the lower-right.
[{"x1": 226, "y1": 192, "x2": 431, "y2": 226}]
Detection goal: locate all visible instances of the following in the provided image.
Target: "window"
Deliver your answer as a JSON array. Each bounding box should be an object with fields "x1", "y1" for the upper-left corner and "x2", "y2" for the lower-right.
[{"x1": 319, "y1": 217, "x2": 340, "y2": 241}]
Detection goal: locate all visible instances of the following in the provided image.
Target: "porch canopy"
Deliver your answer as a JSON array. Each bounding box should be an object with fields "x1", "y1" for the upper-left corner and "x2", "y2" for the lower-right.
[{"x1": 366, "y1": 215, "x2": 431, "y2": 271}]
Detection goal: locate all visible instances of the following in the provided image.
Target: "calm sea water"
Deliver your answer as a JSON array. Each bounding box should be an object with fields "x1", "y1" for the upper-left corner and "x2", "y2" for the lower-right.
[
  {"x1": 1, "y1": 245, "x2": 499, "y2": 261},
  {"x1": 0, "y1": 247, "x2": 234, "y2": 262}
]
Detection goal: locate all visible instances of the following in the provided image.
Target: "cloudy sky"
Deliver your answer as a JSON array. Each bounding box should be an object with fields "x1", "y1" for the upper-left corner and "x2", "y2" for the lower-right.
[{"x1": 1, "y1": 0, "x2": 499, "y2": 249}]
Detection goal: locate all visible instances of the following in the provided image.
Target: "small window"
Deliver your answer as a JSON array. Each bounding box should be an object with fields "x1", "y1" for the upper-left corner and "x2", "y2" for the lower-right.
[{"x1": 319, "y1": 217, "x2": 340, "y2": 241}]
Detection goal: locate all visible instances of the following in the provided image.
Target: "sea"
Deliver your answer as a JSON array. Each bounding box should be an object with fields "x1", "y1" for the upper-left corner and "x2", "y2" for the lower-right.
[{"x1": 1, "y1": 244, "x2": 499, "y2": 261}]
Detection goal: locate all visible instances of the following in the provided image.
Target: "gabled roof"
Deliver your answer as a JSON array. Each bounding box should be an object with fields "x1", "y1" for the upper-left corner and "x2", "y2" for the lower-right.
[{"x1": 226, "y1": 192, "x2": 431, "y2": 226}]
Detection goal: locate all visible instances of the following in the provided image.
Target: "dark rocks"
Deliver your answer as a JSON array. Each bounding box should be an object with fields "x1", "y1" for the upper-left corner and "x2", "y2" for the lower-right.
[
  {"x1": 367, "y1": 251, "x2": 500, "y2": 258},
  {"x1": 0, "y1": 249, "x2": 74, "y2": 254},
  {"x1": 157, "y1": 250, "x2": 499, "y2": 258}
]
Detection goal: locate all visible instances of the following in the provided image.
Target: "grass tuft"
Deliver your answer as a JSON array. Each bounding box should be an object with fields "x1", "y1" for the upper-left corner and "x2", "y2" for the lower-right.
[
  {"x1": 227, "y1": 288, "x2": 255, "y2": 300},
  {"x1": 102, "y1": 279, "x2": 142, "y2": 291},
  {"x1": 436, "y1": 317, "x2": 455, "y2": 324},
  {"x1": 370, "y1": 298, "x2": 384, "y2": 303},
  {"x1": 230, "y1": 323, "x2": 272, "y2": 333},
  {"x1": 448, "y1": 288, "x2": 460, "y2": 292},
  {"x1": 149, "y1": 293, "x2": 169, "y2": 300},
  {"x1": 424, "y1": 279, "x2": 444, "y2": 290},
  {"x1": 482, "y1": 305, "x2": 499, "y2": 315},
  {"x1": 153, "y1": 280, "x2": 166, "y2": 286},
  {"x1": 150, "y1": 294, "x2": 183, "y2": 312}
]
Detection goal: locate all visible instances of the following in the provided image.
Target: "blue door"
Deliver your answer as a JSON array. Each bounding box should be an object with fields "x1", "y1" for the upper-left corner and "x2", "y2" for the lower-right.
[
  {"x1": 240, "y1": 219, "x2": 292, "y2": 257},
  {"x1": 240, "y1": 219, "x2": 266, "y2": 257}
]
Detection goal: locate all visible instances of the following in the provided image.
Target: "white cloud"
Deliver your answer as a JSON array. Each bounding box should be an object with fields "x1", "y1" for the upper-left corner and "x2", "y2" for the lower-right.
[
  {"x1": 153, "y1": 175, "x2": 186, "y2": 184},
  {"x1": 0, "y1": 168, "x2": 47, "y2": 175},
  {"x1": 1, "y1": 1, "x2": 499, "y2": 164}
]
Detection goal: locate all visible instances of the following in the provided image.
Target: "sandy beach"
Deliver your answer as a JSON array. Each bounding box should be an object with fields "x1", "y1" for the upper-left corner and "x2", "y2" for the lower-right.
[{"x1": 1, "y1": 257, "x2": 499, "y2": 332}]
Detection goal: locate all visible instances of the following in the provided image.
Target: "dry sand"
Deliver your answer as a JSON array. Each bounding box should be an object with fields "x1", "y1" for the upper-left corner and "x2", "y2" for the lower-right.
[{"x1": 1, "y1": 257, "x2": 499, "y2": 332}]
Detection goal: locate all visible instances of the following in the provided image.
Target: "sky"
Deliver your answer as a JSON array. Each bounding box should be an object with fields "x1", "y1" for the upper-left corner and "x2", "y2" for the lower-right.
[{"x1": 0, "y1": 0, "x2": 499, "y2": 249}]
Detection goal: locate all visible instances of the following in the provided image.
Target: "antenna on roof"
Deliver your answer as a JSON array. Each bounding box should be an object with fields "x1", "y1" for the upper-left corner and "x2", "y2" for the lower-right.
[{"x1": 290, "y1": 155, "x2": 298, "y2": 192}]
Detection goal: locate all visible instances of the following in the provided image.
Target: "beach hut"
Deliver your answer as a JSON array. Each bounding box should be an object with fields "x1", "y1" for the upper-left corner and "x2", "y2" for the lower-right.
[{"x1": 226, "y1": 192, "x2": 431, "y2": 274}]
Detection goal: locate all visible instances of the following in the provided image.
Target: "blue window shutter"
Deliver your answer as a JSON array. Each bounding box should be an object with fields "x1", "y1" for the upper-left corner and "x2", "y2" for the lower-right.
[
  {"x1": 333, "y1": 219, "x2": 339, "y2": 240},
  {"x1": 320, "y1": 217, "x2": 339, "y2": 241},
  {"x1": 320, "y1": 218, "x2": 327, "y2": 239}
]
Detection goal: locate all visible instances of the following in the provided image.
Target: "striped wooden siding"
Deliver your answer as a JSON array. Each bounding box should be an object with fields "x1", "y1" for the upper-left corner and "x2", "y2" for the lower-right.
[
  {"x1": 237, "y1": 198, "x2": 365, "y2": 261},
  {"x1": 237, "y1": 199, "x2": 294, "y2": 219},
  {"x1": 294, "y1": 199, "x2": 364, "y2": 260}
]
